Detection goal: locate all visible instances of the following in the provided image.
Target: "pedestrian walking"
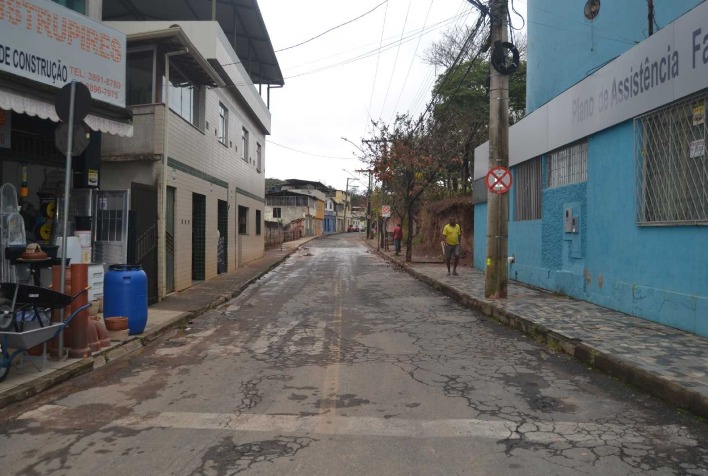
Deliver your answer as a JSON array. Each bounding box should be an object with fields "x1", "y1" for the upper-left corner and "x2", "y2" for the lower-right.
[
  {"x1": 392, "y1": 223, "x2": 403, "y2": 255},
  {"x1": 442, "y1": 216, "x2": 461, "y2": 276}
]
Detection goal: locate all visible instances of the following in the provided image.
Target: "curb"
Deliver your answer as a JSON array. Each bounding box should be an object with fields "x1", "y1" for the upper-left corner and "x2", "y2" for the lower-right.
[
  {"x1": 0, "y1": 241, "x2": 309, "y2": 410},
  {"x1": 372, "y1": 244, "x2": 708, "y2": 419}
]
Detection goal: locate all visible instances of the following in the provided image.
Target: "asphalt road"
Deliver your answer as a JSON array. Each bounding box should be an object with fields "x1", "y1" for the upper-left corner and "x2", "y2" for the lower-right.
[{"x1": 1, "y1": 234, "x2": 706, "y2": 475}]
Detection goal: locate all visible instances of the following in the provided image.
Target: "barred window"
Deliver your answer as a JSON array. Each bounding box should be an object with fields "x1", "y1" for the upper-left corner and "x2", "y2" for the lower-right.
[
  {"x1": 635, "y1": 93, "x2": 708, "y2": 225},
  {"x1": 514, "y1": 157, "x2": 542, "y2": 221},
  {"x1": 547, "y1": 141, "x2": 587, "y2": 188}
]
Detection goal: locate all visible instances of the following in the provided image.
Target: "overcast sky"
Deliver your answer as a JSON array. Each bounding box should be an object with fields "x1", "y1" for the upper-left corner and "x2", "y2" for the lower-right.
[{"x1": 257, "y1": 0, "x2": 527, "y2": 193}]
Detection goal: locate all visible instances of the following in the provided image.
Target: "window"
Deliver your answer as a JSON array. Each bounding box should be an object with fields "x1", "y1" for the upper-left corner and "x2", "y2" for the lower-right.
[
  {"x1": 273, "y1": 207, "x2": 282, "y2": 218},
  {"x1": 126, "y1": 50, "x2": 155, "y2": 106},
  {"x1": 635, "y1": 93, "x2": 708, "y2": 224},
  {"x1": 547, "y1": 141, "x2": 587, "y2": 188},
  {"x1": 218, "y1": 103, "x2": 228, "y2": 145},
  {"x1": 167, "y1": 65, "x2": 199, "y2": 127},
  {"x1": 256, "y1": 143, "x2": 262, "y2": 172},
  {"x1": 238, "y1": 206, "x2": 248, "y2": 234},
  {"x1": 242, "y1": 128, "x2": 249, "y2": 162},
  {"x1": 51, "y1": 0, "x2": 85, "y2": 14},
  {"x1": 514, "y1": 158, "x2": 542, "y2": 221},
  {"x1": 256, "y1": 210, "x2": 262, "y2": 235}
]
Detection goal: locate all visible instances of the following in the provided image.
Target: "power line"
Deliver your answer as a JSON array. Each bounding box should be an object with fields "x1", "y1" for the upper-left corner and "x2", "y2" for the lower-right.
[
  {"x1": 364, "y1": 0, "x2": 390, "y2": 133},
  {"x1": 275, "y1": 0, "x2": 390, "y2": 53},
  {"x1": 389, "y1": 0, "x2": 434, "y2": 123},
  {"x1": 406, "y1": 3, "x2": 474, "y2": 119},
  {"x1": 377, "y1": 0, "x2": 413, "y2": 119},
  {"x1": 411, "y1": 11, "x2": 487, "y2": 134},
  {"x1": 266, "y1": 139, "x2": 357, "y2": 160},
  {"x1": 282, "y1": 13, "x2": 465, "y2": 80}
]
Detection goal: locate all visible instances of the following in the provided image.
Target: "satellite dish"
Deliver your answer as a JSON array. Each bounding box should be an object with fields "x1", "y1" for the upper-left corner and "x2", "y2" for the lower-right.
[{"x1": 584, "y1": 0, "x2": 600, "y2": 20}]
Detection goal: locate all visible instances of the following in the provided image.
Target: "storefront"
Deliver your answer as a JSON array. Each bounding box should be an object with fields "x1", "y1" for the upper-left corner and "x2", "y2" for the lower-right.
[{"x1": 0, "y1": 0, "x2": 132, "y2": 281}]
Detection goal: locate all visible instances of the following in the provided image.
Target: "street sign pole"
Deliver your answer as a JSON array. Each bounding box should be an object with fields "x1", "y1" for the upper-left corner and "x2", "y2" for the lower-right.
[
  {"x1": 54, "y1": 80, "x2": 92, "y2": 357},
  {"x1": 58, "y1": 81, "x2": 76, "y2": 357}
]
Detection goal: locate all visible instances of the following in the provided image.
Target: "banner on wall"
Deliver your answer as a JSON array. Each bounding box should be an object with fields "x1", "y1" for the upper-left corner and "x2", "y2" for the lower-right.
[{"x1": 0, "y1": 0, "x2": 126, "y2": 108}]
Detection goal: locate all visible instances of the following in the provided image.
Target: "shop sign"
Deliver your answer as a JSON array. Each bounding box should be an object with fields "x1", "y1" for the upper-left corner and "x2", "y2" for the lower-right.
[
  {"x1": 0, "y1": 109, "x2": 10, "y2": 149},
  {"x1": 0, "y1": 0, "x2": 126, "y2": 108},
  {"x1": 548, "y1": 2, "x2": 708, "y2": 150}
]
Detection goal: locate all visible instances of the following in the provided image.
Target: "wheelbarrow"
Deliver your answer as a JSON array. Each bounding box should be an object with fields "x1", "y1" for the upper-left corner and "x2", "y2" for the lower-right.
[{"x1": 0, "y1": 283, "x2": 91, "y2": 382}]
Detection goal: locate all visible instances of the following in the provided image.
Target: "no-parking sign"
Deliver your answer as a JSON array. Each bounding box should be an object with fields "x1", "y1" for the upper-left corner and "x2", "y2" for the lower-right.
[{"x1": 485, "y1": 166, "x2": 512, "y2": 194}]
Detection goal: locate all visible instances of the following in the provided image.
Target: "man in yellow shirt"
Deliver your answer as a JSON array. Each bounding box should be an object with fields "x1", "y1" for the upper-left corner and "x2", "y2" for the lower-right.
[{"x1": 442, "y1": 216, "x2": 462, "y2": 276}]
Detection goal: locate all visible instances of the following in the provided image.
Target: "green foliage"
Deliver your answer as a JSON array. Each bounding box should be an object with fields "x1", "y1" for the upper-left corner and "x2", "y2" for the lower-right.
[{"x1": 265, "y1": 178, "x2": 283, "y2": 191}]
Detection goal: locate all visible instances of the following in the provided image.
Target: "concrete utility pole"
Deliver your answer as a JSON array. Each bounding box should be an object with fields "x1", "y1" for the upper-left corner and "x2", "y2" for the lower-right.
[
  {"x1": 343, "y1": 177, "x2": 352, "y2": 231},
  {"x1": 356, "y1": 169, "x2": 373, "y2": 239},
  {"x1": 484, "y1": 0, "x2": 510, "y2": 299}
]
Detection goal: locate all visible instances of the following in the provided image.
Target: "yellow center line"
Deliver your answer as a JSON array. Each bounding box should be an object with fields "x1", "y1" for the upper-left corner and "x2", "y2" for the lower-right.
[{"x1": 316, "y1": 277, "x2": 344, "y2": 432}]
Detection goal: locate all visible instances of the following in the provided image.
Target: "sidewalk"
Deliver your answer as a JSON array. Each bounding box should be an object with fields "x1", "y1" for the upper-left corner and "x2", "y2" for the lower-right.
[
  {"x1": 368, "y1": 240, "x2": 708, "y2": 419},
  {"x1": 0, "y1": 237, "x2": 317, "y2": 410}
]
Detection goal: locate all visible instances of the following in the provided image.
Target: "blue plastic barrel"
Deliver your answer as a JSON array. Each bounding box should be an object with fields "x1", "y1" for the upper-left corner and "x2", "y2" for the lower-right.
[{"x1": 103, "y1": 264, "x2": 148, "y2": 335}]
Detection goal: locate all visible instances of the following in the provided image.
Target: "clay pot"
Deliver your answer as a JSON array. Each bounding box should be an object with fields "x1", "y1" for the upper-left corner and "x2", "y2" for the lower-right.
[
  {"x1": 87, "y1": 318, "x2": 101, "y2": 353},
  {"x1": 91, "y1": 316, "x2": 111, "y2": 348},
  {"x1": 87, "y1": 302, "x2": 99, "y2": 317},
  {"x1": 104, "y1": 316, "x2": 128, "y2": 332}
]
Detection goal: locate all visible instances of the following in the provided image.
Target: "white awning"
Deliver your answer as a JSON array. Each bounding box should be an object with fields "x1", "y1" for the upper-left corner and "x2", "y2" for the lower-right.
[{"x1": 0, "y1": 87, "x2": 133, "y2": 137}]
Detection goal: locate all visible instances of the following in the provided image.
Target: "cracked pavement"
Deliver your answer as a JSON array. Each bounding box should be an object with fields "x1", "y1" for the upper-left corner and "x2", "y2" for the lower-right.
[{"x1": 0, "y1": 234, "x2": 706, "y2": 475}]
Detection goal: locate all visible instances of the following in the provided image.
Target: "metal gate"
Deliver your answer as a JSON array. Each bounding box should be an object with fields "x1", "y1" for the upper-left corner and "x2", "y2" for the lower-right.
[
  {"x1": 129, "y1": 183, "x2": 158, "y2": 305},
  {"x1": 166, "y1": 186, "x2": 175, "y2": 293},
  {"x1": 217, "y1": 200, "x2": 228, "y2": 274},
  {"x1": 192, "y1": 193, "x2": 206, "y2": 281}
]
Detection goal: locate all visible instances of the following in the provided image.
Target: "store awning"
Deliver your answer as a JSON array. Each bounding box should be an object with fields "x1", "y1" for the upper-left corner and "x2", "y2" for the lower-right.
[{"x1": 0, "y1": 77, "x2": 133, "y2": 138}]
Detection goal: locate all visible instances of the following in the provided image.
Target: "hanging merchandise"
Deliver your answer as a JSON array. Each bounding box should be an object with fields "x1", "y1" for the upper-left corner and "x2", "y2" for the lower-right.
[
  {"x1": 491, "y1": 41, "x2": 520, "y2": 75},
  {"x1": 20, "y1": 163, "x2": 29, "y2": 198}
]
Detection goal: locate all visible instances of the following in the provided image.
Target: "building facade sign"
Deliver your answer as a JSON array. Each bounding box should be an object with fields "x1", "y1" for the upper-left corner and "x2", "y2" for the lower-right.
[
  {"x1": 550, "y1": 2, "x2": 708, "y2": 148},
  {"x1": 0, "y1": 0, "x2": 126, "y2": 107}
]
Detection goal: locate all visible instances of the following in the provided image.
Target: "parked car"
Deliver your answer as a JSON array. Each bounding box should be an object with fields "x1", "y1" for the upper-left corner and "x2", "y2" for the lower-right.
[{"x1": 348, "y1": 225, "x2": 359, "y2": 232}]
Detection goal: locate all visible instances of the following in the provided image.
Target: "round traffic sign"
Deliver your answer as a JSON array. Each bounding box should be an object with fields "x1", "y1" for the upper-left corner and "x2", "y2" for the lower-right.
[
  {"x1": 485, "y1": 166, "x2": 512, "y2": 194},
  {"x1": 55, "y1": 81, "x2": 92, "y2": 123}
]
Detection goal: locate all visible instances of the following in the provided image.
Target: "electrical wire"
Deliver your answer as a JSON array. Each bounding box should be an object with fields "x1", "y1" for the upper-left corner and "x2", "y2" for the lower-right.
[
  {"x1": 364, "y1": 0, "x2": 390, "y2": 133},
  {"x1": 407, "y1": 2, "x2": 475, "y2": 119},
  {"x1": 275, "y1": 0, "x2": 390, "y2": 53},
  {"x1": 283, "y1": 15, "x2": 460, "y2": 80},
  {"x1": 411, "y1": 11, "x2": 487, "y2": 134},
  {"x1": 378, "y1": 0, "x2": 413, "y2": 119},
  {"x1": 389, "y1": 0, "x2": 434, "y2": 124},
  {"x1": 266, "y1": 139, "x2": 357, "y2": 160}
]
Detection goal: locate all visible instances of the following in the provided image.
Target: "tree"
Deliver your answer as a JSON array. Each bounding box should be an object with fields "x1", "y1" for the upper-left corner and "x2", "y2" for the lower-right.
[
  {"x1": 365, "y1": 114, "x2": 461, "y2": 262},
  {"x1": 265, "y1": 178, "x2": 283, "y2": 192},
  {"x1": 425, "y1": 25, "x2": 527, "y2": 193}
]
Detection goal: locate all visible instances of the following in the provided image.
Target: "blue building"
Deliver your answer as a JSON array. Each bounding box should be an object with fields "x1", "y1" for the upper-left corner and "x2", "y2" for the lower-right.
[
  {"x1": 324, "y1": 198, "x2": 337, "y2": 234},
  {"x1": 473, "y1": 0, "x2": 707, "y2": 336}
]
